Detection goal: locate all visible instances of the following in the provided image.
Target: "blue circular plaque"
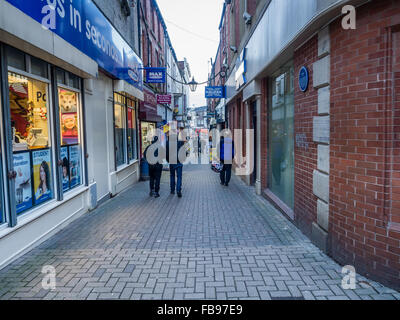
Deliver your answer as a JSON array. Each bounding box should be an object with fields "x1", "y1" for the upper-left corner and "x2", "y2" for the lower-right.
[{"x1": 299, "y1": 66, "x2": 309, "y2": 92}]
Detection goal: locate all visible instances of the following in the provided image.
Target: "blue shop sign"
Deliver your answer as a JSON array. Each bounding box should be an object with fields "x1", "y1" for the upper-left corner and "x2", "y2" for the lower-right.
[
  {"x1": 299, "y1": 66, "x2": 309, "y2": 92},
  {"x1": 145, "y1": 67, "x2": 166, "y2": 83},
  {"x1": 205, "y1": 86, "x2": 226, "y2": 99},
  {"x1": 5, "y1": 0, "x2": 143, "y2": 91}
]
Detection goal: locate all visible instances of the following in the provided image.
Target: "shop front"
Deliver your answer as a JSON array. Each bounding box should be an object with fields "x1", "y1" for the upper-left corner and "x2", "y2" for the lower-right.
[
  {"x1": 0, "y1": 0, "x2": 143, "y2": 269},
  {"x1": 139, "y1": 88, "x2": 162, "y2": 157}
]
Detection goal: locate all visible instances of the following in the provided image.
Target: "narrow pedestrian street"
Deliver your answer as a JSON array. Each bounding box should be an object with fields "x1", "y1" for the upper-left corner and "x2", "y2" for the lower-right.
[{"x1": 0, "y1": 165, "x2": 398, "y2": 300}]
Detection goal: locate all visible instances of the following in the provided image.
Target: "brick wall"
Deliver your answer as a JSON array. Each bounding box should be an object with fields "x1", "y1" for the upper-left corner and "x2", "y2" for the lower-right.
[
  {"x1": 293, "y1": 35, "x2": 319, "y2": 237},
  {"x1": 330, "y1": 0, "x2": 400, "y2": 289}
]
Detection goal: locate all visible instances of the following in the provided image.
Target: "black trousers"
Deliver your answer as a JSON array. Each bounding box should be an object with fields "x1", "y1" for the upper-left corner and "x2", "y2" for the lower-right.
[
  {"x1": 220, "y1": 164, "x2": 232, "y2": 185},
  {"x1": 149, "y1": 164, "x2": 163, "y2": 192}
]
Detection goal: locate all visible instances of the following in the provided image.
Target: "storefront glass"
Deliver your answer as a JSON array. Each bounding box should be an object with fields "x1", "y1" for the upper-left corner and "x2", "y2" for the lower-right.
[
  {"x1": 268, "y1": 62, "x2": 294, "y2": 209},
  {"x1": 114, "y1": 93, "x2": 127, "y2": 167},
  {"x1": 141, "y1": 121, "x2": 156, "y2": 157},
  {"x1": 8, "y1": 72, "x2": 54, "y2": 214},
  {"x1": 58, "y1": 87, "x2": 82, "y2": 192},
  {"x1": 127, "y1": 99, "x2": 138, "y2": 161}
]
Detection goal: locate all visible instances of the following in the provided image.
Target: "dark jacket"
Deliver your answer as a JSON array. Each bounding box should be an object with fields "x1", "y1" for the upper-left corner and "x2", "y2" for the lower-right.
[{"x1": 219, "y1": 137, "x2": 235, "y2": 162}]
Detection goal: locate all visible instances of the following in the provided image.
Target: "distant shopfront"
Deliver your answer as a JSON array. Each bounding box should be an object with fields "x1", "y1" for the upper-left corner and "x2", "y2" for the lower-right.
[{"x1": 139, "y1": 88, "x2": 162, "y2": 156}]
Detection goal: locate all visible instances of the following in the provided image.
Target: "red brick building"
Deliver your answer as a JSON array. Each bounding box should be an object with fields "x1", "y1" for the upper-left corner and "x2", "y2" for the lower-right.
[{"x1": 210, "y1": 0, "x2": 400, "y2": 290}]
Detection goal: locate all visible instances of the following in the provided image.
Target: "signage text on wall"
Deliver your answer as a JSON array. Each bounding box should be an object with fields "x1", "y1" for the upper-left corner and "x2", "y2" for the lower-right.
[{"x1": 5, "y1": 0, "x2": 143, "y2": 91}]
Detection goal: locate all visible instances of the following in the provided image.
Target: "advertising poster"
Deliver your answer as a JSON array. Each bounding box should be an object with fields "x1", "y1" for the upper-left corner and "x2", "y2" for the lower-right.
[
  {"x1": 61, "y1": 147, "x2": 70, "y2": 192},
  {"x1": 61, "y1": 113, "x2": 79, "y2": 145},
  {"x1": 13, "y1": 152, "x2": 33, "y2": 214},
  {"x1": 32, "y1": 149, "x2": 53, "y2": 205},
  {"x1": 69, "y1": 146, "x2": 81, "y2": 188}
]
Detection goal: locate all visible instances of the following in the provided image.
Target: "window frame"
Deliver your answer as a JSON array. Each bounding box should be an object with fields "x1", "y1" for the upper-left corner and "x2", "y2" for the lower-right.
[
  {"x1": 7, "y1": 65, "x2": 59, "y2": 218},
  {"x1": 113, "y1": 93, "x2": 139, "y2": 171},
  {"x1": 57, "y1": 82, "x2": 85, "y2": 194},
  {"x1": 0, "y1": 44, "x2": 87, "y2": 227}
]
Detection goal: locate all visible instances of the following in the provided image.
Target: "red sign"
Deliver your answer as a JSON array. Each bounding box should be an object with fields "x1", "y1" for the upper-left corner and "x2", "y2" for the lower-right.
[{"x1": 157, "y1": 94, "x2": 172, "y2": 105}]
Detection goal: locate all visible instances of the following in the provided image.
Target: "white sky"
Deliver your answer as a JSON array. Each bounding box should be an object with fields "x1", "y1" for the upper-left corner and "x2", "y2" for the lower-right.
[{"x1": 157, "y1": 0, "x2": 225, "y2": 108}]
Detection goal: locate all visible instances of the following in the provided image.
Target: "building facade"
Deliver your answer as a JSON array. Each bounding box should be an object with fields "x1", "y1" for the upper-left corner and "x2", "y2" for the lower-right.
[
  {"x1": 0, "y1": 0, "x2": 189, "y2": 273},
  {"x1": 209, "y1": 0, "x2": 400, "y2": 290}
]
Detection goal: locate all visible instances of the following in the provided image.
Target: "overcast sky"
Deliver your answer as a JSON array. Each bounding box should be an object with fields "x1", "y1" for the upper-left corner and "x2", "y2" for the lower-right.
[{"x1": 157, "y1": 0, "x2": 224, "y2": 108}]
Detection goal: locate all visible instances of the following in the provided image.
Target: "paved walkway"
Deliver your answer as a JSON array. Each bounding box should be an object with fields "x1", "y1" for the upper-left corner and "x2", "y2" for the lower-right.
[{"x1": 0, "y1": 165, "x2": 398, "y2": 300}]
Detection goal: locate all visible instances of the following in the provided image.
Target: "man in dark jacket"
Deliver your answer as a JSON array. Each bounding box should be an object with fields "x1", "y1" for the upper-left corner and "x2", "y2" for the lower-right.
[
  {"x1": 219, "y1": 135, "x2": 235, "y2": 187},
  {"x1": 144, "y1": 136, "x2": 163, "y2": 198},
  {"x1": 166, "y1": 128, "x2": 187, "y2": 198}
]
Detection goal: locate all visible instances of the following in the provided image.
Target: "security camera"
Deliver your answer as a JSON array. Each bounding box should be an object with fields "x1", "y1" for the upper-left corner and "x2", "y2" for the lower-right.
[
  {"x1": 243, "y1": 12, "x2": 252, "y2": 25},
  {"x1": 230, "y1": 46, "x2": 237, "y2": 53}
]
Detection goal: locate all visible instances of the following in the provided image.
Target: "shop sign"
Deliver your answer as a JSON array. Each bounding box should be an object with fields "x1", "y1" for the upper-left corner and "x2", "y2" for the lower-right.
[
  {"x1": 146, "y1": 68, "x2": 166, "y2": 83},
  {"x1": 235, "y1": 48, "x2": 247, "y2": 90},
  {"x1": 157, "y1": 94, "x2": 172, "y2": 105},
  {"x1": 205, "y1": 86, "x2": 226, "y2": 99},
  {"x1": 299, "y1": 66, "x2": 309, "y2": 92},
  {"x1": 5, "y1": 0, "x2": 143, "y2": 91}
]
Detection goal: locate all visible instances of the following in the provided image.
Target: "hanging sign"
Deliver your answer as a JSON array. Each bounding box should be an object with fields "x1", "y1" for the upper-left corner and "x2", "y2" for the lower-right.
[
  {"x1": 146, "y1": 67, "x2": 166, "y2": 83},
  {"x1": 157, "y1": 94, "x2": 172, "y2": 105},
  {"x1": 205, "y1": 86, "x2": 226, "y2": 99}
]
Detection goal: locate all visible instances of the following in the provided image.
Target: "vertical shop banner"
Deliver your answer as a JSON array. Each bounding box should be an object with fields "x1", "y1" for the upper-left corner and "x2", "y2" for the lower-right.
[
  {"x1": 13, "y1": 152, "x2": 33, "y2": 214},
  {"x1": 5, "y1": 0, "x2": 143, "y2": 90},
  {"x1": 61, "y1": 147, "x2": 70, "y2": 192},
  {"x1": 32, "y1": 149, "x2": 52, "y2": 205},
  {"x1": 69, "y1": 146, "x2": 81, "y2": 188}
]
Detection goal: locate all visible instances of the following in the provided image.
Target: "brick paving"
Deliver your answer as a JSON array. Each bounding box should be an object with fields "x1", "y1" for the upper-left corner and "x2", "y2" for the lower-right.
[{"x1": 0, "y1": 165, "x2": 398, "y2": 300}]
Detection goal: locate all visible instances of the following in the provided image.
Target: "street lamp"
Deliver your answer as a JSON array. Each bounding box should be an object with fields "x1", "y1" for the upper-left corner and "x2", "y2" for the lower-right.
[{"x1": 188, "y1": 77, "x2": 198, "y2": 92}]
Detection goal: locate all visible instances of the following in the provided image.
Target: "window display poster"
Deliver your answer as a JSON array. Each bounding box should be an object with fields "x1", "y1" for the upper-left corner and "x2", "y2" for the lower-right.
[
  {"x1": 32, "y1": 149, "x2": 53, "y2": 205},
  {"x1": 13, "y1": 152, "x2": 33, "y2": 214},
  {"x1": 69, "y1": 145, "x2": 81, "y2": 188},
  {"x1": 61, "y1": 113, "x2": 79, "y2": 145},
  {"x1": 61, "y1": 146, "x2": 70, "y2": 192},
  {"x1": 59, "y1": 89, "x2": 79, "y2": 145}
]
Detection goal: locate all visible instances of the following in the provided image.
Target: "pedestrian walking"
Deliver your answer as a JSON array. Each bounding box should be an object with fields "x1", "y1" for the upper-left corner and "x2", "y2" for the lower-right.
[
  {"x1": 166, "y1": 127, "x2": 187, "y2": 198},
  {"x1": 144, "y1": 136, "x2": 163, "y2": 198},
  {"x1": 219, "y1": 135, "x2": 235, "y2": 187}
]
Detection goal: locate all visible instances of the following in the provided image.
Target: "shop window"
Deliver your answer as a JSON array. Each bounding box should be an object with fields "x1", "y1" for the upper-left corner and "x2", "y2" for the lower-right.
[
  {"x1": 31, "y1": 56, "x2": 48, "y2": 79},
  {"x1": 6, "y1": 46, "x2": 25, "y2": 71},
  {"x1": 114, "y1": 93, "x2": 127, "y2": 167},
  {"x1": 8, "y1": 72, "x2": 54, "y2": 214},
  {"x1": 268, "y1": 62, "x2": 294, "y2": 210},
  {"x1": 56, "y1": 69, "x2": 66, "y2": 85},
  {"x1": 141, "y1": 121, "x2": 156, "y2": 157},
  {"x1": 58, "y1": 88, "x2": 82, "y2": 192},
  {"x1": 127, "y1": 99, "x2": 138, "y2": 161},
  {"x1": 67, "y1": 73, "x2": 80, "y2": 90}
]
